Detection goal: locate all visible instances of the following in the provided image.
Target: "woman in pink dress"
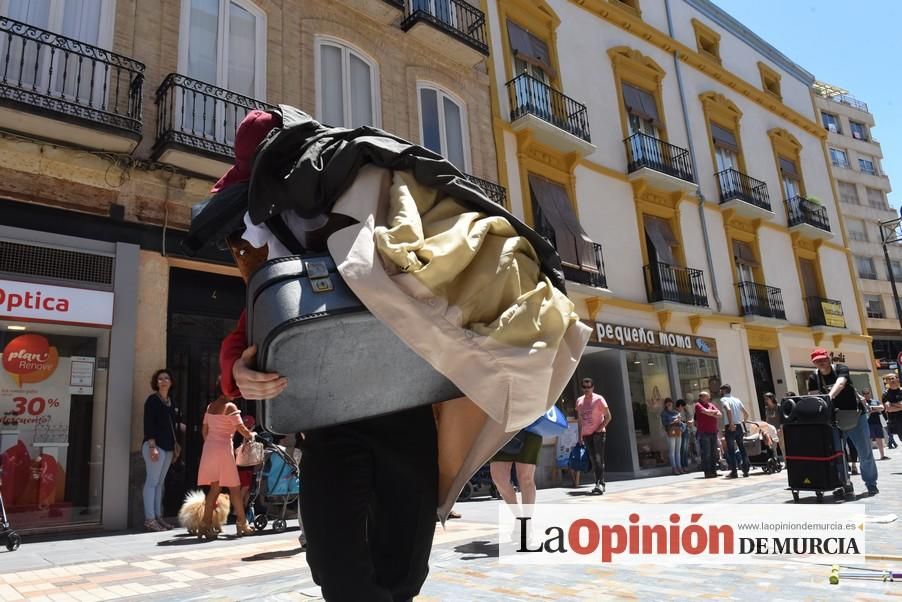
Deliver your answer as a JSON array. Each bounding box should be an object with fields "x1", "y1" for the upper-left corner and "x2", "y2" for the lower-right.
[{"x1": 198, "y1": 395, "x2": 253, "y2": 538}]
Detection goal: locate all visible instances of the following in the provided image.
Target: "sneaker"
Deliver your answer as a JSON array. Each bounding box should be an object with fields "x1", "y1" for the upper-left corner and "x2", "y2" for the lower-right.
[
  {"x1": 742, "y1": 471, "x2": 750, "y2": 478},
  {"x1": 144, "y1": 519, "x2": 166, "y2": 532},
  {"x1": 156, "y1": 518, "x2": 174, "y2": 530},
  {"x1": 591, "y1": 485, "x2": 603, "y2": 495},
  {"x1": 867, "y1": 485, "x2": 879, "y2": 496},
  {"x1": 726, "y1": 471, "x2": 738, "y2": 479}
]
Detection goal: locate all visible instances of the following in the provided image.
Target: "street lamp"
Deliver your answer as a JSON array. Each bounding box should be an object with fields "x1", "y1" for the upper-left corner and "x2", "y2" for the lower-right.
[{"x1": 878, "y1": 217, "x2": 902, "y2": 379}]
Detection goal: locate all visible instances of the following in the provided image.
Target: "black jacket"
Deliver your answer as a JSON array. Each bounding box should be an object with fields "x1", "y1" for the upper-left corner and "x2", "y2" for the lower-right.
[{"x1": 184, "y1": 105, "x2": 566, "y2": 293}]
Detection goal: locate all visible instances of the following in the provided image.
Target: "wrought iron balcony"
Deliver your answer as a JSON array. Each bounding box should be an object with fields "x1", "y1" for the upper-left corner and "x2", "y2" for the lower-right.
[
  {"x1": 716, "y1": 168, "x2": 771, "y2": 211},
  {"x1": 786, "y1": 196, "x2": 830, "y2": 233},
  {"x1": 536, "y1": 224, "x2": 607, "y2": 289},
  {"x1": 805, "y1": 296, "x2": 846, "y2": 328},
  {"x1": 625, "y1": 132, "x2": 694, "y2": 184},
  {"x1": 401, "y1": 0, "x2": 488, "y2": 56},
  {"x1": 464, "y1": 173, "x2": 507, "y2": 206},
  {"x1": 506, "y1": 73, "x2": 591, "y2": 143},
  {"x1": 644, "y1": 262, "x2": 708, "y2": 307},
  {"x1": 153, "y1": 73, "x2": 273, "y2": 162},
  {"x1": 738, "y1": 282, "x2": 785, "y2": 320},
  {"x1": 0, "y1": 16, "x2": 144, "y2": 136}
]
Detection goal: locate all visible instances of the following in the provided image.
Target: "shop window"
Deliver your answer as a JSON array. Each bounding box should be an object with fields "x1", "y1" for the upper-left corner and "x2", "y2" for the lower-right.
[
  {"x1": 1, "y1": 328, "x2": 107, "y2": 530},
  {"x1": 418, "y1": 83, "x2": 468, "y2": 171},
  {"x1": 691, "y1": 19, "x2": 720, "y2": 63},
  {"x1": 676, "y1": 356, "x2": 721, "y2": 402},
  {"x1": 796, "y1": 369, "x2": 870, "y2": 397},
  {"x1": 627, "y1": 351, "x2": 671, "y2": 469},
  {"x1": 758, "y1": 62, "x2": 781, "y2": 99},
  {"x1": 316, "y1": 38, "x2": 379, "y2": 129}
]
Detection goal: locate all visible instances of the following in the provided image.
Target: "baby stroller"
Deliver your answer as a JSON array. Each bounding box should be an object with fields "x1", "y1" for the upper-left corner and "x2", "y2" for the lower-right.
[
  {"x1": 742, "y1": 421, "x2": 782, "y2": 474},
  {"x1": 248, "y1": 435, "x2": 301, "y2": 534},
  {"x1": 1, "y1": 474, "x2": 22, "y2": 551},
  {"x1": 457, "y1": 464, "x2": 499, "y2": 501}
]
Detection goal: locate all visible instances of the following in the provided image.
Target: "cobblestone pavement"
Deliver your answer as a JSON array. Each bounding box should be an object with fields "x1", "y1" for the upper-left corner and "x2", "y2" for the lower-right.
[{"x1": 1, "y1": 455, "x2": 899, "y2": 601}]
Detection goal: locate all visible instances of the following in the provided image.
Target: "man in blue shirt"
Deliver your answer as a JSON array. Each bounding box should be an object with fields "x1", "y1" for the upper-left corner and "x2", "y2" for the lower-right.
[{"x1": 719, "y1": 384, "x2": 750, "y2": 478}]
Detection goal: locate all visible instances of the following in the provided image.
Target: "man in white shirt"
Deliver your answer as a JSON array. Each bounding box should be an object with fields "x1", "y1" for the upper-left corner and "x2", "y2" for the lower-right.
[{"x1": 719, "y1": 384, "x2": 750, "y2": 478}]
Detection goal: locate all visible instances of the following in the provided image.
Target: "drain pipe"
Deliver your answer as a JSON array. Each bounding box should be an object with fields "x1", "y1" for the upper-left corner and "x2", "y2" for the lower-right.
[{"x1": 664, "y1": 0, "x2": 722, "y2": 312}]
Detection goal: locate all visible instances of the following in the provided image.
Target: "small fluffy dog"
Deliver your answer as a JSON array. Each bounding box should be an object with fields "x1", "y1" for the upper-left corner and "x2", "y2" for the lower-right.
[{"x1": 178, "y1": 490, "x2": 230, "y2": 535}]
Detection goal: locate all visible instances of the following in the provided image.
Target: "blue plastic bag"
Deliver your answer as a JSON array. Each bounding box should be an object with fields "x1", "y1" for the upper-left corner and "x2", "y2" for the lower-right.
[
  {"x1": 525, "y1": 405, "x2": 569, "y2": 437},
  {"x1": 568, "y1": 443, "x2": 591, "y2": 473}
]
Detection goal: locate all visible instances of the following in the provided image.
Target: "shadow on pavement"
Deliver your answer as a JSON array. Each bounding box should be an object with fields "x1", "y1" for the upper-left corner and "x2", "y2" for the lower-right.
[
  {"x1": 157, "y1": 534, "x2": 240, "y2": 546},
  {"x1": 243, "y1": 547, "x2": 305, "y2": 561},
  {"x1": 565, "y1": 490, "x2": 602, "y2": 497},
  {"x1": 453, "y1": 540, "x2": 498, "y2": 560}
]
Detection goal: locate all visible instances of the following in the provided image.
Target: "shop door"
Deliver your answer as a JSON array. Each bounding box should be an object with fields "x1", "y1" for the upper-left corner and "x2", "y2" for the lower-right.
[
  {"x1": 166, "y1": 269, "x2": 244, "y2": 515},
  {"x1": 749, "y1": 350, "x2": 775, "y2": 419}
]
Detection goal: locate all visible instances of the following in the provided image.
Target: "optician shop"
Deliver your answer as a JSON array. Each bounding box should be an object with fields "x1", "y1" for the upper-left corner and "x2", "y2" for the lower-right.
[
  {"x1": 560, "y1": 320, "x2": 722, "y2": 478},
  {"x1": 0, "y1": 225, "x2": 138, "y2": 533}
]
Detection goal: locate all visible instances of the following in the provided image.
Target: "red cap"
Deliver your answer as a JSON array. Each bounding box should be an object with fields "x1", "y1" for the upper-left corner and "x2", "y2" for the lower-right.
[
  {"x1": 211, "y1": 110, "x2": 280, "y2": 193},
  {"x1": 810, "y1": 347, "x2": 829, "y2": 362}
]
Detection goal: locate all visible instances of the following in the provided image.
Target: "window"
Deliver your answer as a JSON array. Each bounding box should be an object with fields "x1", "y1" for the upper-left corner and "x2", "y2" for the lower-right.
[
  {"x1": 838, "y1": 181, "x2": 859, "y2": 204},
  {"x1": 866, "y1": 187, "x2": 886, "y2": 209},
  {"x1": 692, "y1": 19, "x2": 720, "y2": 62},
  {"x1": 758, "y1": 62, "x2": 781, "y2": 99},
  {"x1": 418, "y1": 84, "x2": 468, "y2": 171},
  {"x1": 829, "y1": 147, "x2": 850, "y2": 168},
  {"x1": 859, "y1": 157, "x2": 877, "y2": 175},
  {"x1": 711, "y1": 123, "x2": 740, "y2": 172},
  {"x1": 856, "y1": 255, "x2": 877, "y2": 279},
  {"x1": 316, "y1": 39, "x2": 379, "y2": 129},
  {"x1": 180, "y1": 0, "x2": 266, "y2": 98},
  {"x1": 732, "y1": 239, "x2": 758, "y2": 284},
  {"x1": 891, "y1": 260, "x2": 902, "y2": 281},
  {"x1": 846, "y1": 219, "x2": 868, "y2": 242},
  {"x1": 865, "y1": 295, "x2": 885, "y2": 319},
  {"x1": 779, "y1": 155, "x2": 801, "y2": 199},
  {"x1": 849, "y1": 120, "x2": 868, "y2": 141},
  {"x1": 821, "y1": 112, "x2": 841, "y2": 134}
]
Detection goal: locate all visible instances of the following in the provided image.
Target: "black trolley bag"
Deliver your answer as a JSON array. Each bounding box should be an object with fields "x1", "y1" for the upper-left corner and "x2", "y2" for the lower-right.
[
  {"x1": 780, "y1": 395, "x2": 853, "y2": 503},
  {"x1": 246, "y1": 253, "x2": 462, "y2": 434}
]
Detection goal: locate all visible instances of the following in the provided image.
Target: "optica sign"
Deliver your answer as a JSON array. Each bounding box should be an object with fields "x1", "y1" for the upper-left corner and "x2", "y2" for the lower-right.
[{"x1": 0, "y1": 279, "x2": 114, "y2": 327}]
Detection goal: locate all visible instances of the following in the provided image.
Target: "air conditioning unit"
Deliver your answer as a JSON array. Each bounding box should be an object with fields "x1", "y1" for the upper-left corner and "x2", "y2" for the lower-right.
[{"x1": 827, "y1": 123, "x2": 838, "y2": 133}]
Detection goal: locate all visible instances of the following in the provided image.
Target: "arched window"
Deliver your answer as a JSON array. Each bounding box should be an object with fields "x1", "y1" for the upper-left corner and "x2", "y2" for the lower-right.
[
  {"x1": 417, "y1": 83, "x2": 468, "y2": 171},
  {"x1": 178, "y1": 0, "x2": 267, "y2": 99},
  {"x1": 315, "y1": 37, "x2": 379, "y2": 128}
]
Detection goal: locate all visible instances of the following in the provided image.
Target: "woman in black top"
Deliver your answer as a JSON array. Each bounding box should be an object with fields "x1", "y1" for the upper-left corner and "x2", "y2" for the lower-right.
[{"x1": 142, "y1": 369, "x2": 180, "y2": 531}]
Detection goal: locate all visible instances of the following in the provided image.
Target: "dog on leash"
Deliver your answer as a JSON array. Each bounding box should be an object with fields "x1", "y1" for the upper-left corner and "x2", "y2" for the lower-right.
[{"x1": 178, "y1": 490, "x2": 230, "y2": 535}]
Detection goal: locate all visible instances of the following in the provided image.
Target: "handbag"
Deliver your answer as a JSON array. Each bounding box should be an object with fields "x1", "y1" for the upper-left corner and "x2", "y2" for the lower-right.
[
  {"x1": 236, "y1": 440, "x2": 265, "y2": 467},
  {"x1": 525, "y1": 405, "x2": 569, "y2": 437},
  {"x1": 667, "y1": 423, "x2": 682, "y2": 438},
  {"x1": 500, "y1": 431, "x2": 527, "y2": 455}
]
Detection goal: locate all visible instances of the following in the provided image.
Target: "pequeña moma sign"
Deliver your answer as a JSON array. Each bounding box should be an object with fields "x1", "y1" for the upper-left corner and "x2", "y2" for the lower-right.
[{"x1": 590, "y1": 322, "x2": 718, "y2": 357}]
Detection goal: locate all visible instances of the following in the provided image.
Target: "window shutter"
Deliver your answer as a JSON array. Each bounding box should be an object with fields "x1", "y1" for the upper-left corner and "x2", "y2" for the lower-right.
[{"x1": 710, "y1": 123, "x2": 739, "y2": 152}]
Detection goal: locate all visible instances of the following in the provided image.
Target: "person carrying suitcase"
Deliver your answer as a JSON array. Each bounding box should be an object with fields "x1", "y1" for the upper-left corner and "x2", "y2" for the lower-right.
[{"x1": 806, "y1": 348, "x2": 879, "y2": 496}]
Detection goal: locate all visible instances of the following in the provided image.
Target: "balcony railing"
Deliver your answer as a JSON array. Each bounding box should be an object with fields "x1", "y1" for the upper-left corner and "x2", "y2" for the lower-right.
[
  {"x1": 644, "y1": 262, "x2": 708, "y2": 307},
  {"x1": 153, "y1": 73, "x2": 273, "y2": 160},
  {"x1": 464, "y1": 173, "x2": 507, "y2": 206},
  {"x1": 536, "y1": 224, "x2": 607, "y2": 289},
  {"x1": 401, "y1": 0, "x2": 488, "y2": 55},
  {"x1": 805, "y1": 296, "x2": 846, "y2": 328},
  {"x1": 624, "y1": 132, "x2": 694, "y2": 183},
  {"x1": 506, "y1": 73, "x2": 591, "y2": 143},
  {"x1": 786, "y1": 196, "x2": 831, "y2": 233},
  {"x1": 738, "y1": 282, "x2": 785, "y2": 320},
  {"x1": 716, "y1": 168, "x2": 770, "y2": 211},
  {"x1": 831, "y1": 94, "x2": 868, "y2": 112},
  {"x1": 0, "y1": 17, "x2": 144, "y2": 134}
]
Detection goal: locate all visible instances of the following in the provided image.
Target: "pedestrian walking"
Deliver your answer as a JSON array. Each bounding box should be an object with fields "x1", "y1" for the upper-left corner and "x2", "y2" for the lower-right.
[
  {"x1": 575, "y1": 378, "x2": 611, "y2": 494},
  {"x1": 694, "y1": 391, "x2": 722, "y2": 478},
  {"x1": 883, "y1": 374, "x2": 902, "y2": 450},
  {"x1": 141, "y1": 369, "x2": 184, "y2": 532},
  {"x1": 719, "y1": 384, "x2": 750, "y2": 478},
  {"x1": 490, "y1": 430, "x2": 541, "y2": 541},
  {"x1": 661, "y1": 398, "x2": 683, "y2": 474},
  {"x1": 197, "y1": 395, "x2": 255, "y2": 539},
  {"x1": 864, "y1": 389, "x2": 889, "y2": 461},
  {"x1": 807, "y1": 348, "x2": 878, "y2": 496},
  {"x1": 676, "y1": 399, "x2": 693, "y2": 471}
]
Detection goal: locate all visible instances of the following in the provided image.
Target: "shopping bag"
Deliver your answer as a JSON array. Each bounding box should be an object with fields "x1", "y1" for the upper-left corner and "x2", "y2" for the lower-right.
[
  {"x1": 525, "y1": 405, "x2": 569, "y2": 437},
  {"x1": 568, "y1": 443, "x2": 591, "y2": 473},
  {"x1": 236, "y1": 441, "x2": 265, "y2": 467}
]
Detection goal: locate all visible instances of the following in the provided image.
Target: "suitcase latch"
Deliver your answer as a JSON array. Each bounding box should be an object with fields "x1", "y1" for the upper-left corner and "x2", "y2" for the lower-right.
[
  {"x1": 310, "y1": 277, "x2": 333, "y2": 293},
  {"x1": 305, "y1": 260, "x2": 330, "y2": 278}
]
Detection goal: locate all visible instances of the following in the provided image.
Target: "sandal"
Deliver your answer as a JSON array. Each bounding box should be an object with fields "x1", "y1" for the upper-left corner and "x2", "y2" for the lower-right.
[
  {"x1": 236, "y1": 520, "x2": 254, "y2": 537},
  {"x1": 197, "y1": 521, "x2": 217, "y2": 541}
]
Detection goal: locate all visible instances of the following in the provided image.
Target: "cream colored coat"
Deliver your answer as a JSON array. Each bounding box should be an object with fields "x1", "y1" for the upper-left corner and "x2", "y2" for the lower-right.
[{"x1": 327, "y1": 166, "x2": 591, "y2": 521}]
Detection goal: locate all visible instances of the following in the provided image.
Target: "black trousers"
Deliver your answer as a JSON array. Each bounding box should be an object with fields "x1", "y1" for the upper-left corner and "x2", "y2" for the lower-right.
[
  {"x1": 585, "y1": 431, "x2": 606, "y2": 486},
  {"x1": 300, "y1": 405, "x2": 438, "y2": 602}
]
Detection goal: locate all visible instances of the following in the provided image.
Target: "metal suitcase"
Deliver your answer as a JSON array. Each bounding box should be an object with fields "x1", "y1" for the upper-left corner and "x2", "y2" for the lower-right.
[{"x1": 247, "y1": 254, "x2": 461, "y2": 434}]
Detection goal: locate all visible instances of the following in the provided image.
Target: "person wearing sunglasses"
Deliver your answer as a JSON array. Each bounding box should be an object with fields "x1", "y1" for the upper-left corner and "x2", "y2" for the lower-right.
[{"x1": 575, "y1": 378, "x2": 611, "y2": 494}]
